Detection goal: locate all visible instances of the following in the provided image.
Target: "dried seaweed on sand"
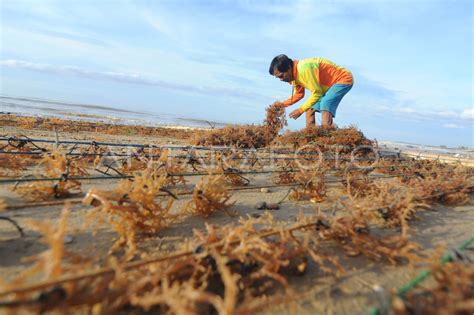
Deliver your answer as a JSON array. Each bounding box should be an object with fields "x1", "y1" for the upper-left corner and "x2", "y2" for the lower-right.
[
  {"x1": 184, "y1": 174, "x2": 235, "y2": 217},
  {"x1": 274, "y1": 125, "x2": 372, "y2": 152},
  {"x1": 83, "y1": 170, "x2": 177, "y2": 260},
  {"x1": 192, "y1": 103, "x2": 287, "y2": 148},
  {"x1": 289, "y1": 170, "x2": 327, "y2": 202},
  {"x1": 392, "y1": 260, "x2": 474, "y2": 315},
  {"x1": 1, "y1": 204, "x2": 90, "y2": 291},
  {"x1": 13, "y1": 148, "x2": 88, "y2": 200}
]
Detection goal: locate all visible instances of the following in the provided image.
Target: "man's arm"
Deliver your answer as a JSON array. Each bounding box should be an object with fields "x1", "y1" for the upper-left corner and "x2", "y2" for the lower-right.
[
  {"x1": 289, "y1": 90, "x2": 323, "y2": 119},
  {"x1": 299, "y1": 89, "x2": 323, "y2": 111},
  {"x1": 282, "y1": 84, "x2": 305, "y2": 107},
  {"x1": 289, "y1": 64, "x2": 324, "y2": 119}
]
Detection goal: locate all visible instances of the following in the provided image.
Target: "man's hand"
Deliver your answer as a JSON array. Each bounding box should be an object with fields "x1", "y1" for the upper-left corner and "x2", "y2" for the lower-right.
[{"x1": 289, "y1": 108, "x2": 304, "y2": 119}]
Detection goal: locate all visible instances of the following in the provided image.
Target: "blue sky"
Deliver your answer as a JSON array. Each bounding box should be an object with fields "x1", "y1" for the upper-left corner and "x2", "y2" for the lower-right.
[{"x1": 0, "y1": 0, "x2": 472, "y2": 147}]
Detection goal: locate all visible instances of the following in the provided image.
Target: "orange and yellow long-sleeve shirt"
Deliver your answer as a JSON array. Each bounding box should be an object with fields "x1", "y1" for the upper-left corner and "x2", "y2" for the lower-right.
[{"x1": 282, "y1": 58, "x2": 353, "y2": 111}]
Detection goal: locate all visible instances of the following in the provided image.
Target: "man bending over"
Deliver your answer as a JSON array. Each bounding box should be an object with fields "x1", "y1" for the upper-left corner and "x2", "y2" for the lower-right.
[{"x1": 269, "y1": 54, "x2": 353, "y2": 128}]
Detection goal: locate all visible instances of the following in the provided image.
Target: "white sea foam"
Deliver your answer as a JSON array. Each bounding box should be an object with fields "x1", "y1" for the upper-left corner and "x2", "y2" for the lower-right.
[{"x1": 0, "y1": 95, "x2": 227, "y2": 129}]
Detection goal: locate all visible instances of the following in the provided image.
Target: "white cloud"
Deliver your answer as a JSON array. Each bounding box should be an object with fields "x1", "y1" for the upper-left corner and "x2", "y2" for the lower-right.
[
  {"x1": 432, "y1": 111, "x2": 459, "y2": 118},
  {"x1": 1, "y1": 0, "x2": 471, "y2": 147},
  {"x1": 443, "y1": 123, "x2": 464, "y2": 129},
  {"x1": 141, "y1": 9, "x2": 180, "y2": 40},
  {"x1": 352, "y1": 96, "x2": 473, "y2": 125},
  {"x1": 461, "y1": 108, "x2": 474, "y2": 120},
  {"x1": 0, "y1": 59, "x2": 270, "y2": 101},
  {"x1": 396, "y1": 107, "x2": 417, "y2": 113}
]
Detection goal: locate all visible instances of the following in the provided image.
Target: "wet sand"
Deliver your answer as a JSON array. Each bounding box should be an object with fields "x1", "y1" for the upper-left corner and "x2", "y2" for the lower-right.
[{"x1": 0, "y1": 124, "x2": 473, "y2": 315}]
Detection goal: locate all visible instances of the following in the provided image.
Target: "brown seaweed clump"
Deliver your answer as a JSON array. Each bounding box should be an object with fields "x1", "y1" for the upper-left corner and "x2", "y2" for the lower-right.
[
  {"x1": 83, "y1": 170, "x2": 178, "y2": 260},
  {"x1": 192, "y1": 103, "x2": 287, "y2": 148},
  {"x1": 392, "y1": 260, "x2": 474, "y2": 315},
  {"x1": 13, "y1": 148, "x2": 88, "y2": 200},
  {"x1": 288, "y1": 170, "x2": 327, "y2": 202},
  {"x1": 274, "y1": 125, "x2": 372, "y2": 151},
  {"x1": 184, "y1": 175, "x2": 235, "y2": 217},
  {"x1": 0, "y1": 114, "x2": 195, "y2": 139}
]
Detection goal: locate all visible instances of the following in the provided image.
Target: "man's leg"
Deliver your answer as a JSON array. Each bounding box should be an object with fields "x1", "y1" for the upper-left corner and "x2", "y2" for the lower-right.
[
  {"x1": 321, "y1": 111, "x2": 333, "y2": 127},
  {"x1": 318, "y1": 84, "x2": 353, "y2": 126},
  {"x1": 305, "y1": 108, "x2": 316, "y2": 128}
]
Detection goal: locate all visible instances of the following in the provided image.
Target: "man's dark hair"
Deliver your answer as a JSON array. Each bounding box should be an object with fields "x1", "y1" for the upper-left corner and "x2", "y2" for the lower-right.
[{"x1": 269, "y1": 54, "x2": 293, "y2": 75}]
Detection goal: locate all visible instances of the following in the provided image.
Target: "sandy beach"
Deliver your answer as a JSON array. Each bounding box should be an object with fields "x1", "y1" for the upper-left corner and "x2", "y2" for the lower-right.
[{"x1": 0, "y1": 118, "x2": 473, "y2": 314}]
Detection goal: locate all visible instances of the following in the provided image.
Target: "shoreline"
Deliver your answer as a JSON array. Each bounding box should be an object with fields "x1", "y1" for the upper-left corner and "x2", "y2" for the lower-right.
[
  {"x1": 0, "y1": 112, "x2": 214, "y2": 131},
  {"x1": 0, "y1": 113, "x2": 207, "y2": 143},
  {"x1": 1, "y1": 113, "x2": 473, "y2": 166}
]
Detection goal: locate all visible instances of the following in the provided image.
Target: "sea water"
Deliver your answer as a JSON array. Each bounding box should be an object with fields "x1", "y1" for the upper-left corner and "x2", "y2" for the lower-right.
[
  {"x1": 0, "y1": 95, "x2": 227, "y2": 129},
  {"x1": 1, "y1": 95, "x2": 472, "y2": 158}
]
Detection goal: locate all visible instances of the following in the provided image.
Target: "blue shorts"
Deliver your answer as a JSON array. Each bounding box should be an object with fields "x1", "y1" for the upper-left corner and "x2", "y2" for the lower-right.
[{"x1": 312, "y1": 84, "x2": 353, "y2": 118}]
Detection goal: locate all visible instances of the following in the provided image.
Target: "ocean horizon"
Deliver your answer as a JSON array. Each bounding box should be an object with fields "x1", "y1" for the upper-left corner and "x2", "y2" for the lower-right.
[{"x1": 1, "y1": 95, "x2": 472, "y2": 157}]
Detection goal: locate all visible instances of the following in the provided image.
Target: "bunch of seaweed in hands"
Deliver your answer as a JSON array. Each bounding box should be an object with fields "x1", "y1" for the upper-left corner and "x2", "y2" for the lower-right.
[
  {"x1": 83, "y1": 170, "x2": 178, "y2": 261},
  {"x1": 262, "y1": 102, "x2": 287, "y2": 141},
  {"x1": 13, "y1": 148, "x2": 88, "y2": 200},
  {"x1": 192, "y1": 102, "x2": 287, "y2": 148}
]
